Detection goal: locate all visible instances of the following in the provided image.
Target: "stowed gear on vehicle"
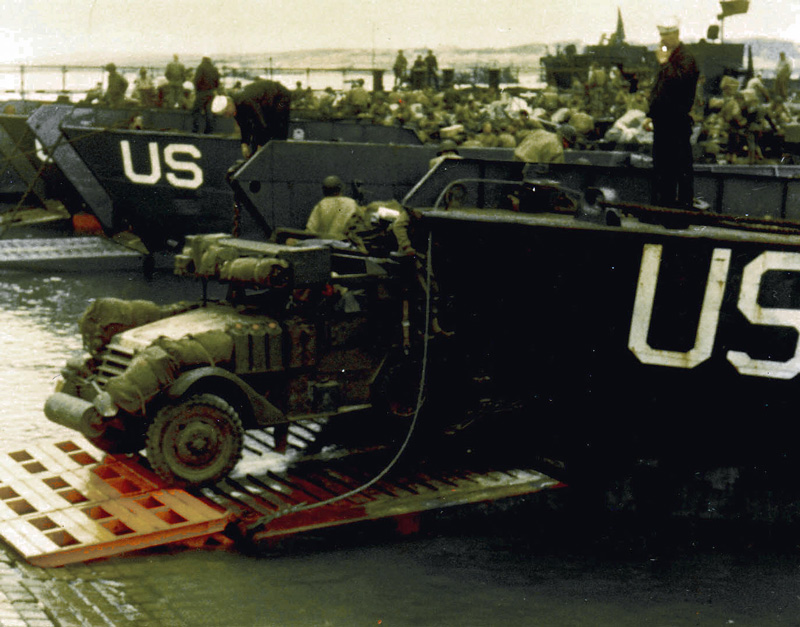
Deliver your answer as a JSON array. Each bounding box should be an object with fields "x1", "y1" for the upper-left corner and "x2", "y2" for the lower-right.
[{"x1": 44, "y1": 234, "x2": 425, "y2": 486}]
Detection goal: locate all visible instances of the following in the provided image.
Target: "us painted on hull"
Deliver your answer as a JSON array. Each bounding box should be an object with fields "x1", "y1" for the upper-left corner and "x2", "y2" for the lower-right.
[{"x1": 423, "y1": 207, "x2": 800, "y2": 466}]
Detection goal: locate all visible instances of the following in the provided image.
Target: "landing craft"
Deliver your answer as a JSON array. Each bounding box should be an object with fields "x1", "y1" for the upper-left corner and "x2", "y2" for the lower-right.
[
  {"x1": 25, "y1": 104, "x2": 424, "y2": 250},
  {"x1": 42, "y1": 155, "x2": 800, "y2": 519},
  {"x1": 541, "y1": 2, "x2": 748, "y2": 98}
]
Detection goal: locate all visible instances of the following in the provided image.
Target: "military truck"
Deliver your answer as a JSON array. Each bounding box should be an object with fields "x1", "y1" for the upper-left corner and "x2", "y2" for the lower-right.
[{"x1": 45, "y1": 235, "x2": 422, "y2": 486}]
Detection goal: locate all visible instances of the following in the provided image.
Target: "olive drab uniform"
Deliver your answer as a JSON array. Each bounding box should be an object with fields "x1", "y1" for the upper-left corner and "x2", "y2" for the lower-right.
[
  {"x1": 513, "y1": 129, "x2": 565, "y2": 164},
  {"x1": 232, "y1": 79, "x2": 292, "y2": 154},
  {"x1": 424, "y1": 51, "x2": 439, "y2": 90},
  {"x1": 103, "y1": 65, "x2": 128, "y2": 108},
  {"x1": 165, "y1": 56, "x2": 187, "y2": 108},
  {"x1": 133, "y1": 69, "x2": 156, "y2": 108},
  {"x1": 305, "y1": 196, "x2": 368, "y2": 249},
  {"x1": 774, "y1": 53, "x2": 792, "y2": 101},
  {"x1": 191, "y1": 57, "x2": 221, "y2": 133},
  {"x1": 393, "y1": 51, "x2": 408, "y2": 88}
]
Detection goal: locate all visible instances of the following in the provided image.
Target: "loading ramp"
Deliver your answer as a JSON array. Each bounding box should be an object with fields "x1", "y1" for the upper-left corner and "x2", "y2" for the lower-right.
[
  {"x1": 0, "y1": 236, "x2": 145, "y2": 271},
  {"x1": 0, "y1": 424, "x2": 562, "y2": 567}
]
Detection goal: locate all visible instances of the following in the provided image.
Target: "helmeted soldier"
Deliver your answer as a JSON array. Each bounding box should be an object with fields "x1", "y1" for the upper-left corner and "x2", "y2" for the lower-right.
[
  {"x1": 424, "y1": 50, "x2": 439, "y2": 90},
  {"x1": 774, "y1": 52, "x2": 792, "y2": 101},
  {"x1": 191, "y1": 56, "x2": 221, "y2": 133},
  {"x1": 393, "y1": 50, "x2": 408, "y2": 88},
  {"x1": 215, "y1": 78, "x2": 292, "y2": 159},
  {"x1": 513, "y1": 125, "x2": 576, "y2": 164},
  {"x1": 164, "y1": 54, "x2": 187, "y2": 108},
  {"x1": 102, "y1": 63, "x2": 128, "y2": 108},
  {"x1": 133, "y1": 67, "x2": 156, "y2": 108},
  {"x1": 305, "y1": 176, "x2": 368, "y2": 250}
]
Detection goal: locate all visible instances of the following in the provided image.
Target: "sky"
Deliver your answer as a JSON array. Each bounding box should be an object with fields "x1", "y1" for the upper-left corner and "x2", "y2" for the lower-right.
[{"x1": 0, "y1": 0, "x2": 797, "y2": 64}]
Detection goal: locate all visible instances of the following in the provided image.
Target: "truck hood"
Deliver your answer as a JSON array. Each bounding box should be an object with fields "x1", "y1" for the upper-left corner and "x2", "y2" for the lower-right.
[{"x1": 110, "y1": 304, "x2": 267, "y2": 353}]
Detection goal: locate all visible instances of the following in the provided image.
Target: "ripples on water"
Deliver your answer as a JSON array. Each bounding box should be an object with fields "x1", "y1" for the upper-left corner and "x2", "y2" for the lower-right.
[
  {"x1": 0, "y1": 268, "x2": 206, "y2": 445},
  {"x1": 4, "y1": 265, "x2": 800, "y2": 626}
]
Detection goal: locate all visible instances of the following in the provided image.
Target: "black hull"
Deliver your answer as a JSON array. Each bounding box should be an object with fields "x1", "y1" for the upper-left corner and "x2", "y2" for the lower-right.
[
  {"x1": 423, "y1": 207, "x2": 800, "y2": 482},
  {"x1": 26, "y1": 103, "x2": 423, "y2": 250}
]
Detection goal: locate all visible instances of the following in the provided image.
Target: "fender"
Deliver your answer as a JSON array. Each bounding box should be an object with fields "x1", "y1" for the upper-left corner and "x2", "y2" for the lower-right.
[{"x1": 166, "y1": 366, "x2": 284, "y2": 427}]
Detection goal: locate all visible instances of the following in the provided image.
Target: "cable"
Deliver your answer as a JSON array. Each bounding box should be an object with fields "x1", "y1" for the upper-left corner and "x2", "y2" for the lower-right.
[{"x1": 244, "y1": 230, "x2": 436, "y2": 533}]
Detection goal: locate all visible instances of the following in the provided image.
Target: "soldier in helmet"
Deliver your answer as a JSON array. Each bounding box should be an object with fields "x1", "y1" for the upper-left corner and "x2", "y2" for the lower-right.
[
  {"x1": 428, "y1": 138, "x2": 463, "y2": 169},
  {"x1": 215, "y1": 78, "x2": 292, "y2": 159},
  {"x1": 305, "y1": 176, "x2": 368, "y2": 250},
  {"x1": 424, "y1": 49, "x2": 439, "y2": 90},
  {"x1": 102, "y1": 63, "x2": 128, "y2": 108},
  {"x1": 133, "y1": 67, "x2": 156, "y2": 108},
  {"x1": 191, "y1": 56, "x2": 221, "y2": 133},
  {"x1": 164, "y1": 54, "x2": 187, "y2": 108},
  {"x1": 774, "y1": 52, "x2": 792, "y2": 101},
  {"x1": 513, "y1": 124, "x2": 576, "y2": 163},
  {"x1": 393, "y1": 50, "x2": 408, "y2": 88}
]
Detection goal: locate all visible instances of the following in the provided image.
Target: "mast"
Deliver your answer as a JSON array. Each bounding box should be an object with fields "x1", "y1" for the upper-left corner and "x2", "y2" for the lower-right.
[{"x1": 615, "y1": 7, "x2": 626, "y2": 44}]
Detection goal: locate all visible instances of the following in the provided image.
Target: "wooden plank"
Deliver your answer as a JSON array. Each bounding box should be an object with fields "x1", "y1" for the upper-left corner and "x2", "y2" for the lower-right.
[
  {"x1": 46, "y1": 508, "x2": 118, "y2": 545},
  {"x1": 3, "y1": 518, "x2": 59, "y2": 557}
]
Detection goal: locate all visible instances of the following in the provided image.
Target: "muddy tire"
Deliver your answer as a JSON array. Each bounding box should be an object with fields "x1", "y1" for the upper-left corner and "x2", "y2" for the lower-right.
[{"x1": 145, "y1": 394, "x2": 243, "y2": 487}]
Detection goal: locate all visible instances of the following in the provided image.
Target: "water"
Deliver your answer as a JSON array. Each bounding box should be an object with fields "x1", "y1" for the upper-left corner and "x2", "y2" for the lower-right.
[
  {"x1": 0, "y1": 65, "x2": 545, "y2": 103},
  {"x1": 2, "y1": 257, "x2": 800, "y2": 625}
]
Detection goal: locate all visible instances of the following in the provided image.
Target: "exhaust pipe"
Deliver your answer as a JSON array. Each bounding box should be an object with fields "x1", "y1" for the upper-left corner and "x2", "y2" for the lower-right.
[{"x1": 44, "y1": 393, "x2": 105, "y2": 439}]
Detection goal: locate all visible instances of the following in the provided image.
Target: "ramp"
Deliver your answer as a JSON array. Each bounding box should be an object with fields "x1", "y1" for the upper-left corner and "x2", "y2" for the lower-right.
[
  {"x1": 0, "y1": 116, "x2": 49, "y2": 204},
  {"x1": 27, "y1": 105, "x2": 116, "y2": 231},
  {"x1": 0, "y1": 439, "x2": 230, "y2": 567},
  {"x1": 0, "y1": 427, "x2": 562, "y2": 567},
  {"x1": 0, "y1": 236, "x2": 144, "y2": 271}
]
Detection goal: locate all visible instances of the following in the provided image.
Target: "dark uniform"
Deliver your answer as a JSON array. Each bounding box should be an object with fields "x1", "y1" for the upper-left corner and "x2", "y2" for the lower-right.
[
  {"x1": 102, "y1": 64, "x2": 129, "y2": 108},
  {"x1": 233, "y1": 79, "x2": 292, "y2": 155},
  {"x1": 191, "y1": 57, "x2": 221, "y2": 134},
  {"x1": 648, "y1": 44, "x2": 699, "y2": 208}
]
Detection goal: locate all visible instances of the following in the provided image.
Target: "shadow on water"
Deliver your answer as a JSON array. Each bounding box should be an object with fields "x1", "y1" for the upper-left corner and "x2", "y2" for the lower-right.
[{"x1": 3, "y1": 259, "x2": 800, "y2": 626}]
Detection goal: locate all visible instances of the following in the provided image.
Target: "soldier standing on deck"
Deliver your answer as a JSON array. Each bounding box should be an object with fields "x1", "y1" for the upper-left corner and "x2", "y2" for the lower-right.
[
  {"x1": 191, "y1": 56, "x2": 221, "y2": 134},
  {"x1": 774, "y1": 52, "x2": 792, "y2": 101},
  {"x1": 164, "y1": 54, "x2": 187, "y2": 108},
  {"x1": 214, "y1": 78, "x2": 292, "y2": 159},
  {"x1": 393, "y1": 51, "x2": 408, "y2": 88},
  {"x1": 424, "y1": 50, "x2": 439, "y2": 90},
  {"x1": 102, "y1": 64, "x2": 128, "y2": 108},
  {"x1": 647, "y1": 17, "x2": 699, "y2": 209},
  {"x1": 133, "y1": 67, "x2": 156, "y2": 108}
]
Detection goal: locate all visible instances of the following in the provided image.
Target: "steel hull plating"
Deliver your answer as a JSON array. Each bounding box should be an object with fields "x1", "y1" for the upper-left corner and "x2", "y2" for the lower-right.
[{"x1": 424, "y1": 208, "x2": 800, "y2": 473}]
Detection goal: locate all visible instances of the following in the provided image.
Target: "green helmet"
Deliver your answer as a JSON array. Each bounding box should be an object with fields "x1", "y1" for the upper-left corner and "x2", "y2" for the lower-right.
[{"x1": 322, "y1": 175, "x2": 343, "y2": 195}]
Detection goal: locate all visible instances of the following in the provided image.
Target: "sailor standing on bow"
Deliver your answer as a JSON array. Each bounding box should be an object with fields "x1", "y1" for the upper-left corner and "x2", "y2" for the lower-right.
[{"x1": 647, "y1": 17, "x2": 700, "y2": 209}]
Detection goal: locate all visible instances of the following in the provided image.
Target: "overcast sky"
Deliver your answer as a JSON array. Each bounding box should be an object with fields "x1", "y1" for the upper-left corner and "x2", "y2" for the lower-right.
[{"x1": 0, "y1": 0, "x2": 796, "y2": 63}]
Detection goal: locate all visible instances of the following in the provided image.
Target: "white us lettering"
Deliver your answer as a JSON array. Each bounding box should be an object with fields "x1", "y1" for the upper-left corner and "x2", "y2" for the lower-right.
[
  {"x1": 727, "y1": 251, "x2": 800, "y2": 379},
  {"x1": 629, "y1": 244, "x2": 800, "y2": 379},
  {"x1": 628, "y1": 243, "x2": 731, "y2": 369},
  {"x1": 120, "y1": 141, "x2": 203, "y2": 189}
]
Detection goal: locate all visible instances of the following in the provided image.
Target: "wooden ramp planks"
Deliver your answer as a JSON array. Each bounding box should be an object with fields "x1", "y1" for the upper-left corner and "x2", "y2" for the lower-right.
[{"x1": 0, "y1": 440, "x2": 230, "y2": 567}]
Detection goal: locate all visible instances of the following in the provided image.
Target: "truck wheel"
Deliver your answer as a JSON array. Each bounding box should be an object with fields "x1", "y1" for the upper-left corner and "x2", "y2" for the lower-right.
[{"x1": 146, "y1": 394, "x2": 243, "y2": 486}]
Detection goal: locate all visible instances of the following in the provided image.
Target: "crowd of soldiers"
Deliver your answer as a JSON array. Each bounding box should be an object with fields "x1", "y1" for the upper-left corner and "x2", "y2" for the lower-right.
[
  {"x1": 291, "y1": 57, "x2": 798, "y2": 165},
  {"x1": 89, "y1": 50, "x2": 799, "y2": 165}
]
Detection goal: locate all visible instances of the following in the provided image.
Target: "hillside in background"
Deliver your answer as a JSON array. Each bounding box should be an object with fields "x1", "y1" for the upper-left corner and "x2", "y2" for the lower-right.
[
  {"x1": 29, "y1": 38, "x2": 799, "y2": 76},
  {"x1": 199, "y1": 38, "x2": 800, "y2": 75}
]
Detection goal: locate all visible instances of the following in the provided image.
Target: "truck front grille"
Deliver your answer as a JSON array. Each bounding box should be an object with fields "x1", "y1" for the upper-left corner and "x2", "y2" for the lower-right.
[{"x1": 96, "y1": 345, "x2": 135, "y2": 386}]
